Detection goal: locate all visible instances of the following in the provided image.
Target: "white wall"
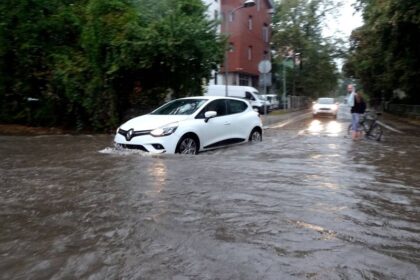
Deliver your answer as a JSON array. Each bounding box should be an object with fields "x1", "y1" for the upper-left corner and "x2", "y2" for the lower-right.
[
  {"x1": 203, "y1": 0, "x2": 221, "y2": 24},
  {"x1": 202, "y1": 1, "x2": 221, "y2": 86}
]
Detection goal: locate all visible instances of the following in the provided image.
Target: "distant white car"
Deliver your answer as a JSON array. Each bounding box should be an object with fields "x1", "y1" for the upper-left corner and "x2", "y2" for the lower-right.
[
  {"x1": 312, "y1": 97, "x2": 338, "y2": 118},
  {"x1": 114, "y1": 96, "x2": 263, "y2": 154},
  {"x1": 261, "y1": 94, "x2": 280, "y2": 110}
]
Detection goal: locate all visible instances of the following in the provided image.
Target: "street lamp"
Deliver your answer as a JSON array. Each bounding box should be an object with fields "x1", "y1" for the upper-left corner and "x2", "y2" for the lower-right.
[{"x1": 224, "y1": 0, "x2": 256, "y2": 96}]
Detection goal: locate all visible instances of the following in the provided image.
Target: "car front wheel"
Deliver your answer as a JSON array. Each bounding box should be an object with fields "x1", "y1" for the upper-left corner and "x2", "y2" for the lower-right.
[
  {"x1": 249, "y1": 128, "x2": 262, "y2": 142},
  {"x1": 176, "y1": 135, "x2": 199, "y2": 155}
]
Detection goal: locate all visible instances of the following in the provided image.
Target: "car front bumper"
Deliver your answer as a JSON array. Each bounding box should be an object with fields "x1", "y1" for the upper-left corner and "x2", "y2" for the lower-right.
[
  {"x1": 313, "y1": 108, "x2": 337, "y2": 116},
  {"x1": 114, "y1": 132, "x2": 180, "y2": 154}
]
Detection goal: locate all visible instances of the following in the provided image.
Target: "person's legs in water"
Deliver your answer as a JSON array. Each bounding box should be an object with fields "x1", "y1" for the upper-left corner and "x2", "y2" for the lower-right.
[{"x1": 351, "y1": 113, "x2": 360, "y2": 140}]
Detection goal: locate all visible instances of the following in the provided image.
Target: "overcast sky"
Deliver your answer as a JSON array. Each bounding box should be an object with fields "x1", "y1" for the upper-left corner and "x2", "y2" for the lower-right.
[
  {"x1": 321, "y1": 0, "x2": 363, "y2": 70},
  {"x1": 322, "y1": 0, "x2": 363, "y2": 40}
]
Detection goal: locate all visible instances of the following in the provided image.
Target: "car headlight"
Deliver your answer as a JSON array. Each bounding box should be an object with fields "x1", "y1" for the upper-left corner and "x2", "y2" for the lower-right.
[
  {"x1": 150, "y1": 125, "x2": 178, "y2": 137},
  {"x1": 313, "y1": 104, "x2": 319, "y2": 110}
]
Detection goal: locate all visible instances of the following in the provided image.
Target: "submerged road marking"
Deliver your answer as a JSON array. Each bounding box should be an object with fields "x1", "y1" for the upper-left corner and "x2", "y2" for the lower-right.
[
  {"x1": 377, "y1": 121, "x2": 404, "y2": 134},
  {"x1": 267, "y1": 112, "x2": 312, "y2": 129}
]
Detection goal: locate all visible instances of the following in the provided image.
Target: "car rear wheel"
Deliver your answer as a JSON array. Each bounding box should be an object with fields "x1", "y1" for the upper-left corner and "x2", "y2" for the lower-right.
[
  {"x1": 176, "y1": 135, "x2": 199, "y2": 155},
  {"x1": 249, "y1": 128, "x2": 262, "y2": 142}
]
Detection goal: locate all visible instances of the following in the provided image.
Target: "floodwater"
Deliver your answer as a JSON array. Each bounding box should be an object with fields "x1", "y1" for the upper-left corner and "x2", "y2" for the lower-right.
[{"x1": 1, "y1": 111, "x2": 420, "y2": 279}]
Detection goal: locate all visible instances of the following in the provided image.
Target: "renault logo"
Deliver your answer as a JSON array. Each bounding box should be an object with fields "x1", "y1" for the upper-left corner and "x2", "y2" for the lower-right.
[{"x1": 126, "y1": 129, "x2": 134, "y2": 141}]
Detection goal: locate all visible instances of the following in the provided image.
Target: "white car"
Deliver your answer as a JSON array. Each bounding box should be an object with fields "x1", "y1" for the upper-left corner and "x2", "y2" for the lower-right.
[
  {"x1": 114, "y1": 96, "x2": 263, "y2": 154},
  {"x1": 312, "y1": 97, "x2": 338, "y2": 118},
  {"x1": 261, "y1": 94, "x2": 279, "y2": 110}
]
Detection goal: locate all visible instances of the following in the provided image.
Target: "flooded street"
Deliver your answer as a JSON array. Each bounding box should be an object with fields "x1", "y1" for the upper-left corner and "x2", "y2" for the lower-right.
[{"x1": 1, "y1": 110, "x2": 420, "y2": 279}]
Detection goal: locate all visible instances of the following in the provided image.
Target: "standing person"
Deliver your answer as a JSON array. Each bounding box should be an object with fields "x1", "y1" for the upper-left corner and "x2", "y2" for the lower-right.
[
  {"x1": 350, "y1": 90, "x2": 366, "y2": 140},
  {"x1": 346, "y1": 84, "x2": 355, "y2": 107}
]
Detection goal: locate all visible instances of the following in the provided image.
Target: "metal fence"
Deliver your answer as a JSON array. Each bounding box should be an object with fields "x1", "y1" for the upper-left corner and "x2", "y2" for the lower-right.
[
  {"x1": 286, "y1": 95, "x2": 311, "y2": 110},
  {"x1": 385, "y1": 103, "x2": 420, "y2": 118}
]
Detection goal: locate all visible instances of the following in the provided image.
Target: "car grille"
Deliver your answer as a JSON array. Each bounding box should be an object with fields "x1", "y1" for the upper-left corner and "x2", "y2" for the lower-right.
[
  {"x1": 118, "y1": 144, "x2": 148, "y2": 152},
  {"x1": 118, "y1": 128, "x2": 152, "y2": 140}
]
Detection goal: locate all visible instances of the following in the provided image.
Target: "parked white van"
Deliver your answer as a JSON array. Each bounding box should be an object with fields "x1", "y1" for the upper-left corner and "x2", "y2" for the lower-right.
[{"x1": 204, "y1": 85, "x2": 270, "y2": 114}]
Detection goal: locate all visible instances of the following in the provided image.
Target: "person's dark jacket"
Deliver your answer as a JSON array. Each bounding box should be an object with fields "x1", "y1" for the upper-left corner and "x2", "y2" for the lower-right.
[{"x1": 351, "y1": 96, "x2": 366, "y2": 114}]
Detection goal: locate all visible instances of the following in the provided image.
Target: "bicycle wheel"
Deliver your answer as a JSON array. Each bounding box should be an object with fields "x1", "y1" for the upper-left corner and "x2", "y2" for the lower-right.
[
  {"x1": 366, "y1": 123, "x2": 383, "y2": 141},
  {"x1": 361, "y1": 121, "x2": 370, "y2": 133}
]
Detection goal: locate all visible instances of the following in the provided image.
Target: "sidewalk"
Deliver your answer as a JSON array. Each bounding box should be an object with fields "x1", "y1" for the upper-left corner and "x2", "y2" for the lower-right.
[
  {"x1": 378, "y1": 112, "x2": 420, "y2": 135},
  {"x1": 381, "y1": 112, "x2": 420, "y2": 127}
]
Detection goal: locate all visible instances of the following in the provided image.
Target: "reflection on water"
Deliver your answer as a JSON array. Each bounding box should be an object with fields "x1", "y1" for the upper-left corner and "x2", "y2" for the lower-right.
[
  {"x1": 307, "y1": 119, "x2": 323, "y2": 134},
  {"x1": 326, "y1": 120, "x2": 342, "y2": 135},
  {"x1": 301, "y1": 119, "x2": 343, "y2": 136},
  {"x1": 148, "y1": 160, "x2": 167, "y2": 195},
  {"x1": 0, "y1": 119, "x2": 419, "y2": 279}
]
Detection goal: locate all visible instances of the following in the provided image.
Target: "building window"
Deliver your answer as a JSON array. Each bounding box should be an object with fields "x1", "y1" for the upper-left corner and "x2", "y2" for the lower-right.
[
  {"x1": 248, "y1": 16, "x2": 253, "y2": 30},
  {"x1": 257, "y1": 0, "x2": 261, "y2": 11},
  {"x1": 262, "y1": 23, "x2": 269, "y2": 43},
  {"x1": 263, "y1": 50, "x2": 269, "y2": 59},
  {"x1": 239, "y1": 74, "x2": 249, "y2": 86},
  {"x1": 248, "y1": 46, "x2": 253, "y2": 60},
  {"x1": 214, "y1": 10, "x2": 218, "y2": 21},
  {"x1": 229, "y1": 42, "x2": 235, "y2": 52}
]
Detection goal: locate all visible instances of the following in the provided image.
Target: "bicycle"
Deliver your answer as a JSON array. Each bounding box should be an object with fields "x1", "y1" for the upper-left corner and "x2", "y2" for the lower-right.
[{"x1": 347, "y1": 111, "x2": 383, "y2": 141}]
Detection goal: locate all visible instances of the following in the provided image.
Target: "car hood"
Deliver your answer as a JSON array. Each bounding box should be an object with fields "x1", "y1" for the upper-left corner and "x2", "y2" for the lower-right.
[{"x1": 120, "y1": 114, "x2": 190, "y2": 131}]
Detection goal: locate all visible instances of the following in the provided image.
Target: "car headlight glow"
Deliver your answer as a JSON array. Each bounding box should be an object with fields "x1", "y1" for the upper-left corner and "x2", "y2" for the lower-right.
[{"x1": 150, "y1": 125, "x2": 178, "y2": 137}]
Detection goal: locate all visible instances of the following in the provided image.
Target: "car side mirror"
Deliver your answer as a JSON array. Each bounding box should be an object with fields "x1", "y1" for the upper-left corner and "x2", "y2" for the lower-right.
[{"x1": 204, "y1": 111, "x2": 217, "y2": 123}]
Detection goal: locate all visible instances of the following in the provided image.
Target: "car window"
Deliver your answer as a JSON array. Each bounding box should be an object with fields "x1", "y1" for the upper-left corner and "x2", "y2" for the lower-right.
[
  {"x1": 151, "y1": 99, "x2": 207, "y2": 115},
  {"x1": 228, "y1": 99, "x2": 248, "y2": 114},
  {"x1": 196, "y1": 99, "x2": 227, "y2": 118},
  {"x1": 245, "y1": 92, "x2": 255, "y2": 101},
  {"x1": 256, "y1": 94, "x2": 266, "y2": 101},
  {"x1": 317, "y1": 98, "x2": 334, "y2": 104}
]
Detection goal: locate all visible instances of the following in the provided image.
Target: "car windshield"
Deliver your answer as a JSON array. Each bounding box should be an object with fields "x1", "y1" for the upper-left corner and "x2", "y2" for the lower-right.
[
  {"x1": 317, "y1": 98, "x2": 334, "y2": 104},
  {"x1": 256, "y1": 94, "x2": 266, "y2": 100},
  {"x1": 151, "y1": 99, "x2": 207, "y2": 115}
]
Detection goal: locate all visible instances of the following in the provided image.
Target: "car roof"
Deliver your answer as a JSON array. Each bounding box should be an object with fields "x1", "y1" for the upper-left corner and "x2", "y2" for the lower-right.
[{"x1": 178, "y1": 96, "x2": 248, "y2": 102}]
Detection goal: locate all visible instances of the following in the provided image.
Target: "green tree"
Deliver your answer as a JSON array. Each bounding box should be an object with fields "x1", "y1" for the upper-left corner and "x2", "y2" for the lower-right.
[
  {"x1": 344, "y1": 0, "x2": 420, "y2": 103},
  {"x1": 0, "y1": 0, "x2": 224, "y2": 131},
  {"x1": 0, "y1": 0, "x2": 85, "y2": 125},
  {"x1": 271, "y1": 0, "x2": 341, "y2": 99}
]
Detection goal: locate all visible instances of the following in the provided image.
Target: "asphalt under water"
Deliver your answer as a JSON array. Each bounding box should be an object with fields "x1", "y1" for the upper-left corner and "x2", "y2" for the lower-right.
[{"x1": 1, "y1": 116, "x2": 419, "y2": 280}]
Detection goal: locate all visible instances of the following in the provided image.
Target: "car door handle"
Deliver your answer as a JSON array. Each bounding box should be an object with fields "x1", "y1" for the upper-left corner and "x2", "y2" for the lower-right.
[{"x1": 224, "y1": 122, "x2": 231, "y2": 125}]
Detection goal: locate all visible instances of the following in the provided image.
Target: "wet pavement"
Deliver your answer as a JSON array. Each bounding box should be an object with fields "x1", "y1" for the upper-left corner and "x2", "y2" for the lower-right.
[{"x1": 1, "y1": 106, "x2": 420, "y2": 279}]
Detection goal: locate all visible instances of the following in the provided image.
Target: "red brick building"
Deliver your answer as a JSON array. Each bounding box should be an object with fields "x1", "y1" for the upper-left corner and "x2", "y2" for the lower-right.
[{"x1": 216, "y1": 0, "x2": 274, "y2": 88}]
